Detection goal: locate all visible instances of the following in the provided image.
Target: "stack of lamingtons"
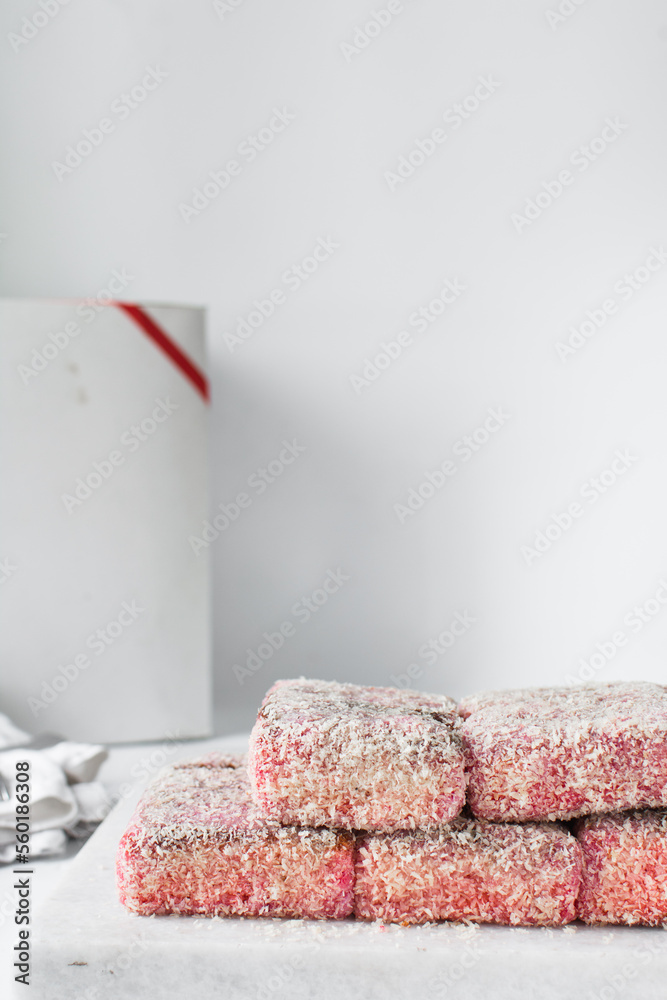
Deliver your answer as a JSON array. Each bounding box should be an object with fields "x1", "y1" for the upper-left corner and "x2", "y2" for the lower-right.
[{"x1": 116, "y1": 678, "x2": 667, "y2": 926}]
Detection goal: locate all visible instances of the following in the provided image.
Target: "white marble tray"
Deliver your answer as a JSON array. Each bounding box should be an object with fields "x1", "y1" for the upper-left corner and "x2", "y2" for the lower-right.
[{"x1": 31, "y1": 774, "x2": 667, "y2": 1000}]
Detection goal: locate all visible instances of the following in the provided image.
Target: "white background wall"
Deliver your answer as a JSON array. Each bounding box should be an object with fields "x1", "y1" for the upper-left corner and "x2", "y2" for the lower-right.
[{"x1": 2, "y1": 0, "x2": 667, "y2": 735}]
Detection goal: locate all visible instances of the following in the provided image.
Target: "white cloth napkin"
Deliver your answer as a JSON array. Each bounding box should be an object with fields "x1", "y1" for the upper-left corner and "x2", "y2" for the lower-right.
[
  {"x1": 43, "y1": 741, "x2": 109, "y2": 784},
  {"x1": 0, "y1": 718, "x2": 110, "y2": 863}
]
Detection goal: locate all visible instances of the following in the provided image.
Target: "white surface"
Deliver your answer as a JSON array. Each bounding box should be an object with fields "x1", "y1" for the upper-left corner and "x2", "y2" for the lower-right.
[
  {"x1": 11, "y1": 737, "x2": 666, "y2": 1000},
  {"x1": 0, "y1": 299, "x2": 210, "y2": 742},
  {"x1": 2, "y1": 2, "x2": 667, "y2": 730}
]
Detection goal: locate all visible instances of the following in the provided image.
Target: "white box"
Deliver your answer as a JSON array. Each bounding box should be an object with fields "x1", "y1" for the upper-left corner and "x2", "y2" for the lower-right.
[{"x1": 0, "y1": 298, "x2": 211, "y2": 742}]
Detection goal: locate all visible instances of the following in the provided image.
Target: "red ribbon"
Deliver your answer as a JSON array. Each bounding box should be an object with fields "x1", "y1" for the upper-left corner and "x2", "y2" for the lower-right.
[{"x1": 115, "y1": 302, "x2": 209, "y2": 402}]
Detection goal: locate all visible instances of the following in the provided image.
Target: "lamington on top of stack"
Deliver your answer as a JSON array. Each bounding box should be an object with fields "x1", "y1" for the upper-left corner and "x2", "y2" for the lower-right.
[
  {"x1": 116, "y1": 677, "x2": 667, "y2": 926},
  {"x1": 247, "y1": 677, "x2": 466, "y2": 832}
]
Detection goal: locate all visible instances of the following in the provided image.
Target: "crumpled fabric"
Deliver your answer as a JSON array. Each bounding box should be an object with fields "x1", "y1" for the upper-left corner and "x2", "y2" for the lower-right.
[{"x1": 0, "y1": 712, "x2": 110, "y2": 863}]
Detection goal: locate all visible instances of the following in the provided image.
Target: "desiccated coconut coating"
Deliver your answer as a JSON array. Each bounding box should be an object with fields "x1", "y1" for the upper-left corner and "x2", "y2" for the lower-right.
[
  {"x1": 458, "y1": 682, "x2": 667, "y2": 822},
  {"x1": 354, "y1": 816, "x2": 582, "y2": 925},
  {"x1": 247, "y1": 678, "x2": 466, "y2": 832},
  {"x1": 116, "y1": 753, "x2": 354, "y2": 918},
  {"x1": 575, "y1": 810, "x2": 667, "y2": 925}
]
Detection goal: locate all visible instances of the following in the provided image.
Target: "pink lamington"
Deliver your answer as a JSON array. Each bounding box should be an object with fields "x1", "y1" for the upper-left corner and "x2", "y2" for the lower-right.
[
  {"x1": 355, "y1": 817, "x2": 582, "y2": 925},
  {"x1": 116, "y1": 753, "x2": 354, "y2": 918},
  {"x1": 459, "y1": 681, "x2": 667, "y2": 822},
  {"x1": 248, "y1": 678, "x2": 466, "y2": 832},
  {"x1": 575, "y1": 810, "x2": 667, "y2": 925}
]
